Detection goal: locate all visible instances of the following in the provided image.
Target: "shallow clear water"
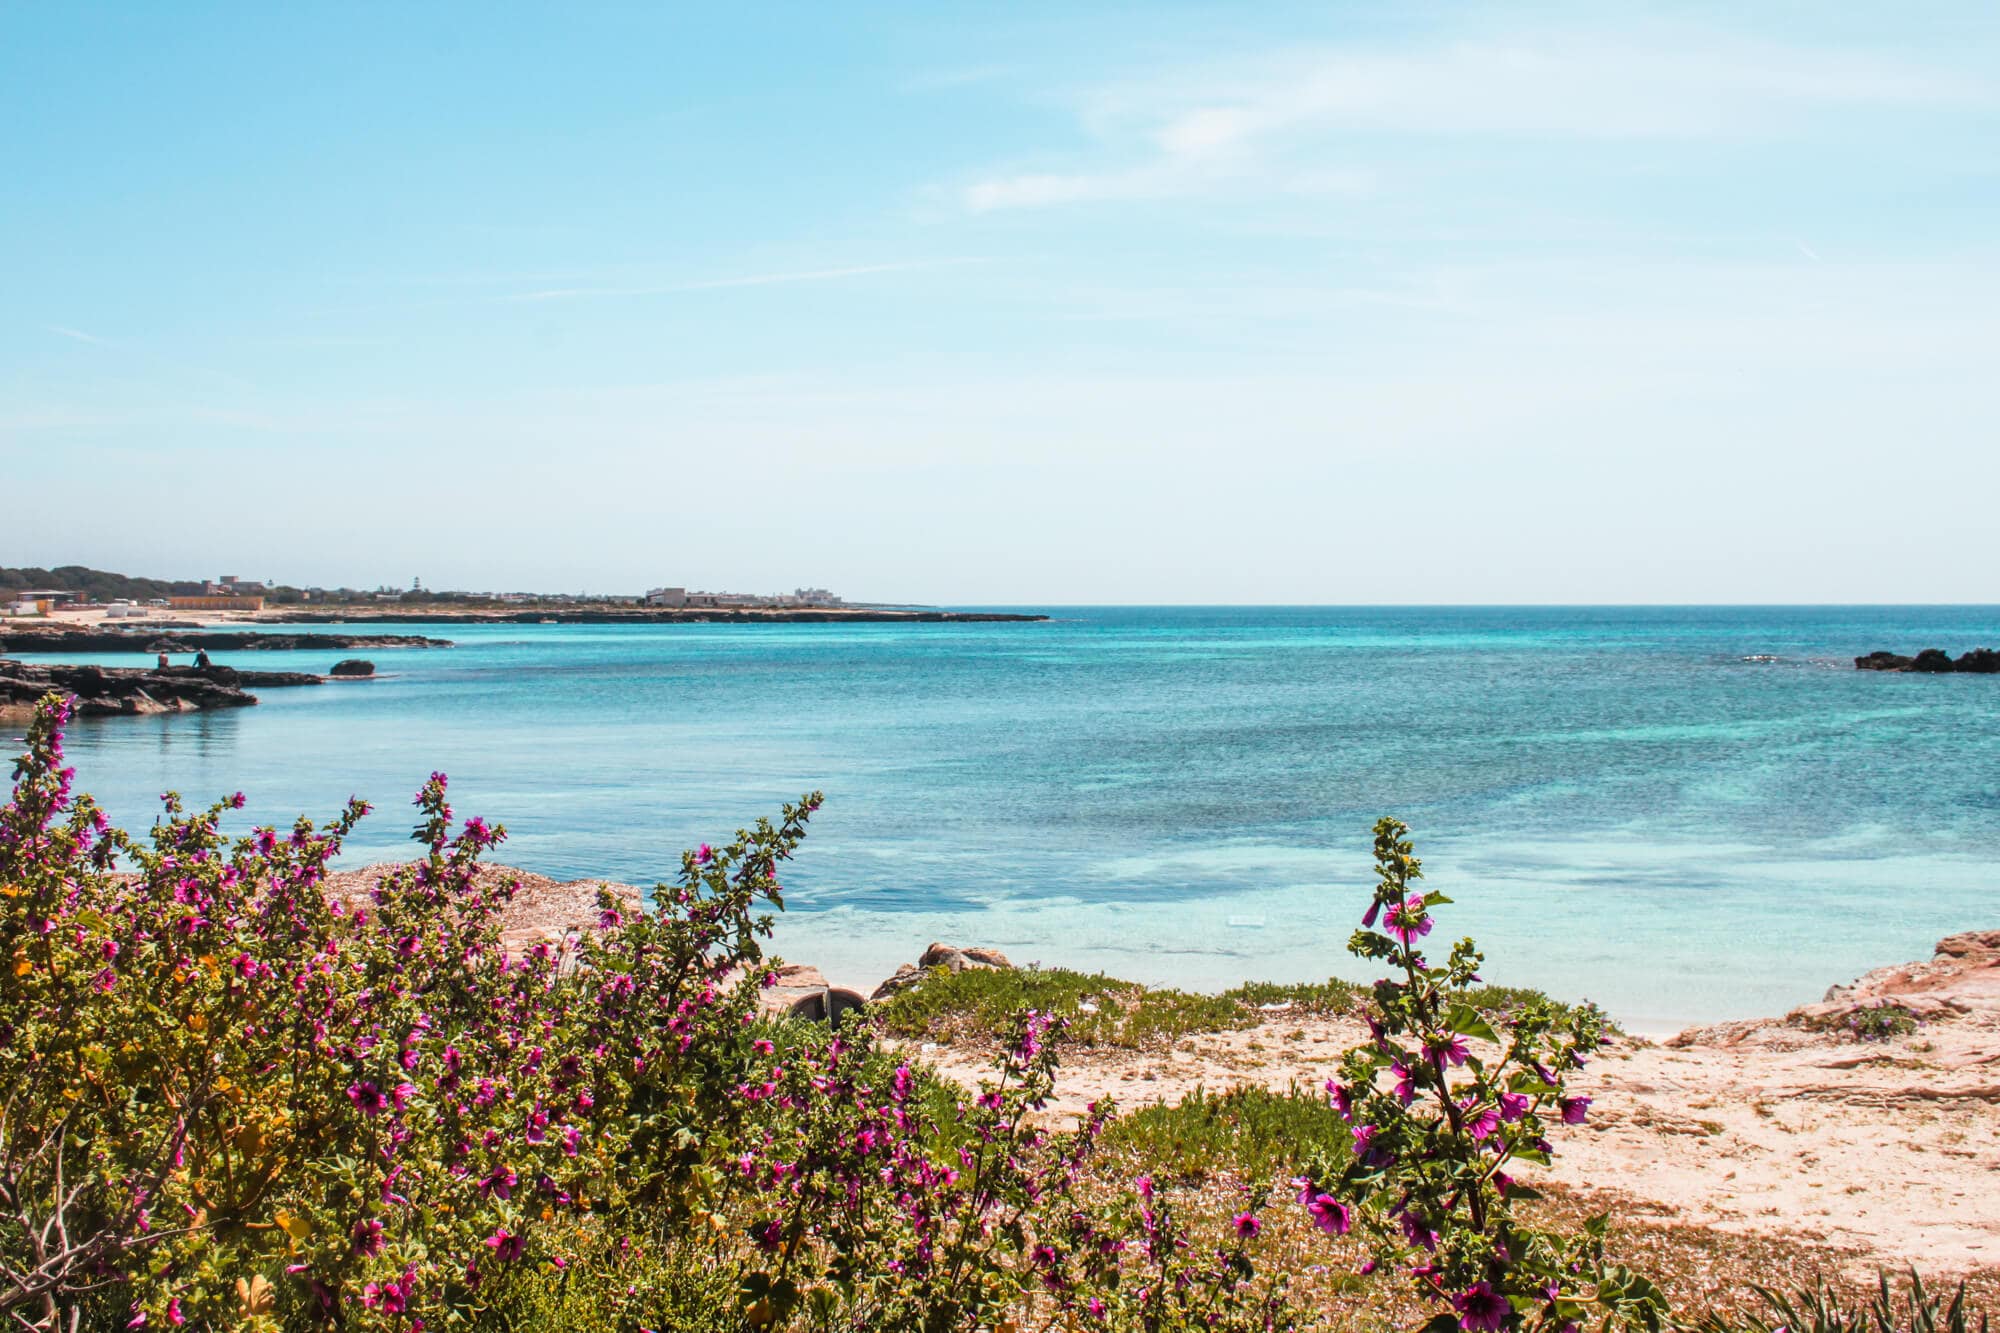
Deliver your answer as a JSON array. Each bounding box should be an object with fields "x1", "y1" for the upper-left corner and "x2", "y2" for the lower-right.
[{"x1": 17, "y1": 606, "x2": 1999, "y2": 1031}]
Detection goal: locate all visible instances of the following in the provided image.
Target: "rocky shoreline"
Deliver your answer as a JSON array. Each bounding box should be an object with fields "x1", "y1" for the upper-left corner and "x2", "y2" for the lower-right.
[
  {"x1": 0, "y1": 660, "x2": 327, "y2": 717},
  {"x1": 0, "y1": 628, "x2": 451, "y2": 654}
]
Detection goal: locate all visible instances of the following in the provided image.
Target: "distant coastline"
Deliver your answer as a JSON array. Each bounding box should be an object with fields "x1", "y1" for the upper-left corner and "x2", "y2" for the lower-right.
[{"x1": 255, "y1": 607, "x2": 1049, "y2": 625}]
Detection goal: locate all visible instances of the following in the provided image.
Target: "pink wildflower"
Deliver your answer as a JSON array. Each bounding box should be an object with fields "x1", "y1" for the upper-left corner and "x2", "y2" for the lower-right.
[{"x1": 1453, "y1": 1281, "x2": 1512, "y2": 1332}]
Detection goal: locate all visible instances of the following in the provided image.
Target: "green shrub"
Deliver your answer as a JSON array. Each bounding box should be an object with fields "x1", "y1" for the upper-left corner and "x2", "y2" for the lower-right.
[
  {"x1": 473, "y1": 1229, "x2": 744, "y2": 1332},
  {"x1": 1103, "y1": 1085, "x2": 1352, "y2": 1183},
  {"x1": 1219, "y1": 977, "x2": 1369, "y2": 1016},
  {"x1": 1688, "y1": 1270, "x2": 1990, "y2": 1333}
]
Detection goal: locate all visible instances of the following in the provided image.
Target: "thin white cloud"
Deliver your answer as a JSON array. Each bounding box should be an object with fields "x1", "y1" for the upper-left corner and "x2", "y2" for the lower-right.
[
  {"x1": 956, "y1": 27, "x2": 1989, "y2": 212},
  {"x1": 514, "y1": 258, "x2": 988, "y2": 302},
  {"x1": 48, "y1": 325, "x2": 111, "y2": 346}
]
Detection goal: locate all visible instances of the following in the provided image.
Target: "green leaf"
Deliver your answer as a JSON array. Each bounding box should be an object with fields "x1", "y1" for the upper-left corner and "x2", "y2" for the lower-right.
[{"x1": 1446, "y1": 1004, "x2": 1501, "y2": 1044}]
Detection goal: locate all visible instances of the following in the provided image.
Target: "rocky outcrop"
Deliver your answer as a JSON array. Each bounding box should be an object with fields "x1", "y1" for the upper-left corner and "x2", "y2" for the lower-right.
[
  {"x1": 0, "y1": 629, "x2": 451, "y2": 654},
  {"x1": 329, "y1": 659, "x2": 376, "y2": 677},
  {"x1": 871, "y1": 942, "x2": 1015, "y2": 1001},
  {"x1": 1669, "y1": 929, "x2": 2000, "y2": 1050},
  {"x1": 0, "y1": 660, "x2": 322, "y2": 717},
  {"x1": 1855, "y1": 647, "x2": 2000, "y2": 673}
]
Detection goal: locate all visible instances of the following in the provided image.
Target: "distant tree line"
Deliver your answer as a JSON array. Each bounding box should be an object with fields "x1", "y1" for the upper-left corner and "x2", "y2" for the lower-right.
[{"x1": 0, "y1": 565, "x2": 206, "y2": 601}]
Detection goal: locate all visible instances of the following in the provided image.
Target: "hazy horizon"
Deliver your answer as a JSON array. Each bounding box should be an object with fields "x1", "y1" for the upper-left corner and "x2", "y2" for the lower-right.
[{"x1": 6, "y1": 2, "x2": 1997, "y2": 603}]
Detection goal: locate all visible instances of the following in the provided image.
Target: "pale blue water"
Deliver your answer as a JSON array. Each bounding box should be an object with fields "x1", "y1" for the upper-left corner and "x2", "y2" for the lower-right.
[{"x1": 14, "y1": 607, "x2": 1999, "y2": 1031}]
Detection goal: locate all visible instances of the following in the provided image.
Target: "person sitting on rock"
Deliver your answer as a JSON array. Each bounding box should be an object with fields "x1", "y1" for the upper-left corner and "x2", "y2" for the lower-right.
[{"x1": 193, "y1": 649, "x2": 212, "y2": 670}]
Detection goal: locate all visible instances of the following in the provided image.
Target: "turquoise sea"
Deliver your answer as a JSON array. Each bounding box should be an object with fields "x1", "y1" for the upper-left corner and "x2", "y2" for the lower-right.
[{"x1": 15, "y1": 606, "x2": 1998, "y2": 1032}]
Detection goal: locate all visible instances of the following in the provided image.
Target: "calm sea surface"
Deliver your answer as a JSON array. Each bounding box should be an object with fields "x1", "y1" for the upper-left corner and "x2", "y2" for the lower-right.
[{"x1": 16, "y1": 606, "x2": 1998, "y2": 1030}]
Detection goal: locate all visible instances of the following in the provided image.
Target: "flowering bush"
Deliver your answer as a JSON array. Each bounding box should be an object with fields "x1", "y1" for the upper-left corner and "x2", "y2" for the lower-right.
[
  {"x1": 1297, "y1": 819, "x2": 1667, "y2": 1333},
  {"x1": 0, "y1": 693, "x2": 814, "y2": 1330},
  {"x1": 6, "y1": 695, "x2": 1719, "y2": 1332},
  {"x1": 0, "y1": 696, "x2": 1293, "y2": 1332}
]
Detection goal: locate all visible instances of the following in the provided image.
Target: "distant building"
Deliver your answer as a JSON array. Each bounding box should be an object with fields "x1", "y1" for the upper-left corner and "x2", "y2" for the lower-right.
[{"x1": 645, "y1": 586, "x2": 688, "y2": 607}]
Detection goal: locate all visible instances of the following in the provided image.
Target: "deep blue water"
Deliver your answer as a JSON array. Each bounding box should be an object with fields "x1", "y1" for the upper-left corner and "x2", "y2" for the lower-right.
[{"x1": 16, "y1": 606, "x2": 1999, "y2": 1030}]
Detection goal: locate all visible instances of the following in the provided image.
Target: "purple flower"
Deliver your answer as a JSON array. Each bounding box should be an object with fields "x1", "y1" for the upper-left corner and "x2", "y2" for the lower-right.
[
  {"x1": 1304, "y1": 1192, "x2": 1351, "y2": 1236},
  {"x1": 347, "y1": 1081, "x2": 388, "y2": 1115},
  {"x1": 1391, "y1": 1062, "x2": 1417, "y2": 1104},
  {"x1": 1382, "y1": 894, "x2": 1432, "y2": 944},
  {"x1": 351, "y1": 1217, "x2": 385, "y2": 1256},
  {"x1": 696, "y1": 844, "x2": 714, "y2": 864},
  {"x1": 1454, "y1": 1281, "x2": 1513, "y2": 1331},
  {"x1": 1352, "y1": 1123, "x2": 1393, "y2": 1167},
  {"x1": 1398, "y1": 1211, "x2": 1439, "y2": 1252},
  {"x1": 1498, "y1": 1092, "x2": 1530, "y2": 1123},
  {"x1": 1460, "y1": 1099, "x2": 1501, "y2": 1141},
  {"x1": 1327, "y1": 1080, "x2": 1355, "y2": 1119},
  {"x1": 1429, "y1": 1035, "x2": 1471, "y2": 1068},
  {"x1": 483, "y1": 1229, "x2": 526, "y2": 1262},
  {"x1": 1232, "y1": 1211, "x2": 1261, "y2": 1239},
  {"x1": 1560, "y1": 1096, "x2": 1591, "y2": 1125}
]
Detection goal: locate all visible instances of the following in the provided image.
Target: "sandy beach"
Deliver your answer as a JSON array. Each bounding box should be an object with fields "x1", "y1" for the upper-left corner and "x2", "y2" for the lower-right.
[{"x1": 329, "y1": 861, "x2": 2000, "y2": 1278}]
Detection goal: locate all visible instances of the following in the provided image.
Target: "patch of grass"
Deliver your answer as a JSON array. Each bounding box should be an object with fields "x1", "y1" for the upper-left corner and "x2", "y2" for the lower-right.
[
  {"x1": 870, "y1": 965, "x2": 1141, "y2": 1045},
  {"x1": 872, "y1": 965, "x2": 1612, "y2": 1050},
  {"x1": 871, "y1": 965, "x2": 1253, "y2": 1049},
  {"x1": 1102, "y1": 1084, "x2": 1352, "y2": 1184},
  {"x1": 1220, "y1": 977, "x2": 1369, "y2": 1016}
]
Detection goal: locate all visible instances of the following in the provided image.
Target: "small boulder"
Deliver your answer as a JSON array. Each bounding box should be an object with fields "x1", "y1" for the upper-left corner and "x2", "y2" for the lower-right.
[
  {"x1": 875, "y1": 943, "x2": 1015, "y2": 1001},
  {"x1": 870, "y1": 963, "x2": 925, "y2": 1002},
  {"x1": 1909, "y1": 648, "x2": 1957, "y2": 674},
  {"x1": 329, "y1": 659, "x2": 376, "y2": 677},
  {"x1": 1854, "y1": 651, "x2": 1912, "y2": 671},
  {"x1": 917, "y1": 941, "x2": 1014, "y2": 973}
]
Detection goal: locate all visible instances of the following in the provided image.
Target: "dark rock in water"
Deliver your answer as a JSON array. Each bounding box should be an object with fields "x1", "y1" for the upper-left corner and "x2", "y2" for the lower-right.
[
  {"x1": 1910, "y1": 649, "x2": 1957, "y2": 673},
  {"x1": 0, "y1": 659, "x2": 321, "y2": 717},
  {"x1": 329, "y1": 659, "x2": 376, "y2": 677},
  {"x1": 1854, "y1": 647, "x2": 2000, "y2": 674}
]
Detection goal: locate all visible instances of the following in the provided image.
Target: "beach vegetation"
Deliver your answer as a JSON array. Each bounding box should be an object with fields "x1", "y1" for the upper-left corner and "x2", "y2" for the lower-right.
[
  {"x1": 1689, "y1": 1270, "x2": 1991, "y2": 1333},
  {"x1": 1823, "y1": 1002, "x2": 1921, "y2": 1043},
  {"x1": 1101, "y1": 1084, "x2": 1351, "y2": 1184},
  {"x1": 3, "y1": 693, "x2": 1982, "y2": 1332}
]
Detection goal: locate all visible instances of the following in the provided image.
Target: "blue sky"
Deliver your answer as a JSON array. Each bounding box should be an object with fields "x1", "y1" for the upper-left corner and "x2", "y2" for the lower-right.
[{"x1": 4, "y1": 2, "x2": 1996, "y2": 602}]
